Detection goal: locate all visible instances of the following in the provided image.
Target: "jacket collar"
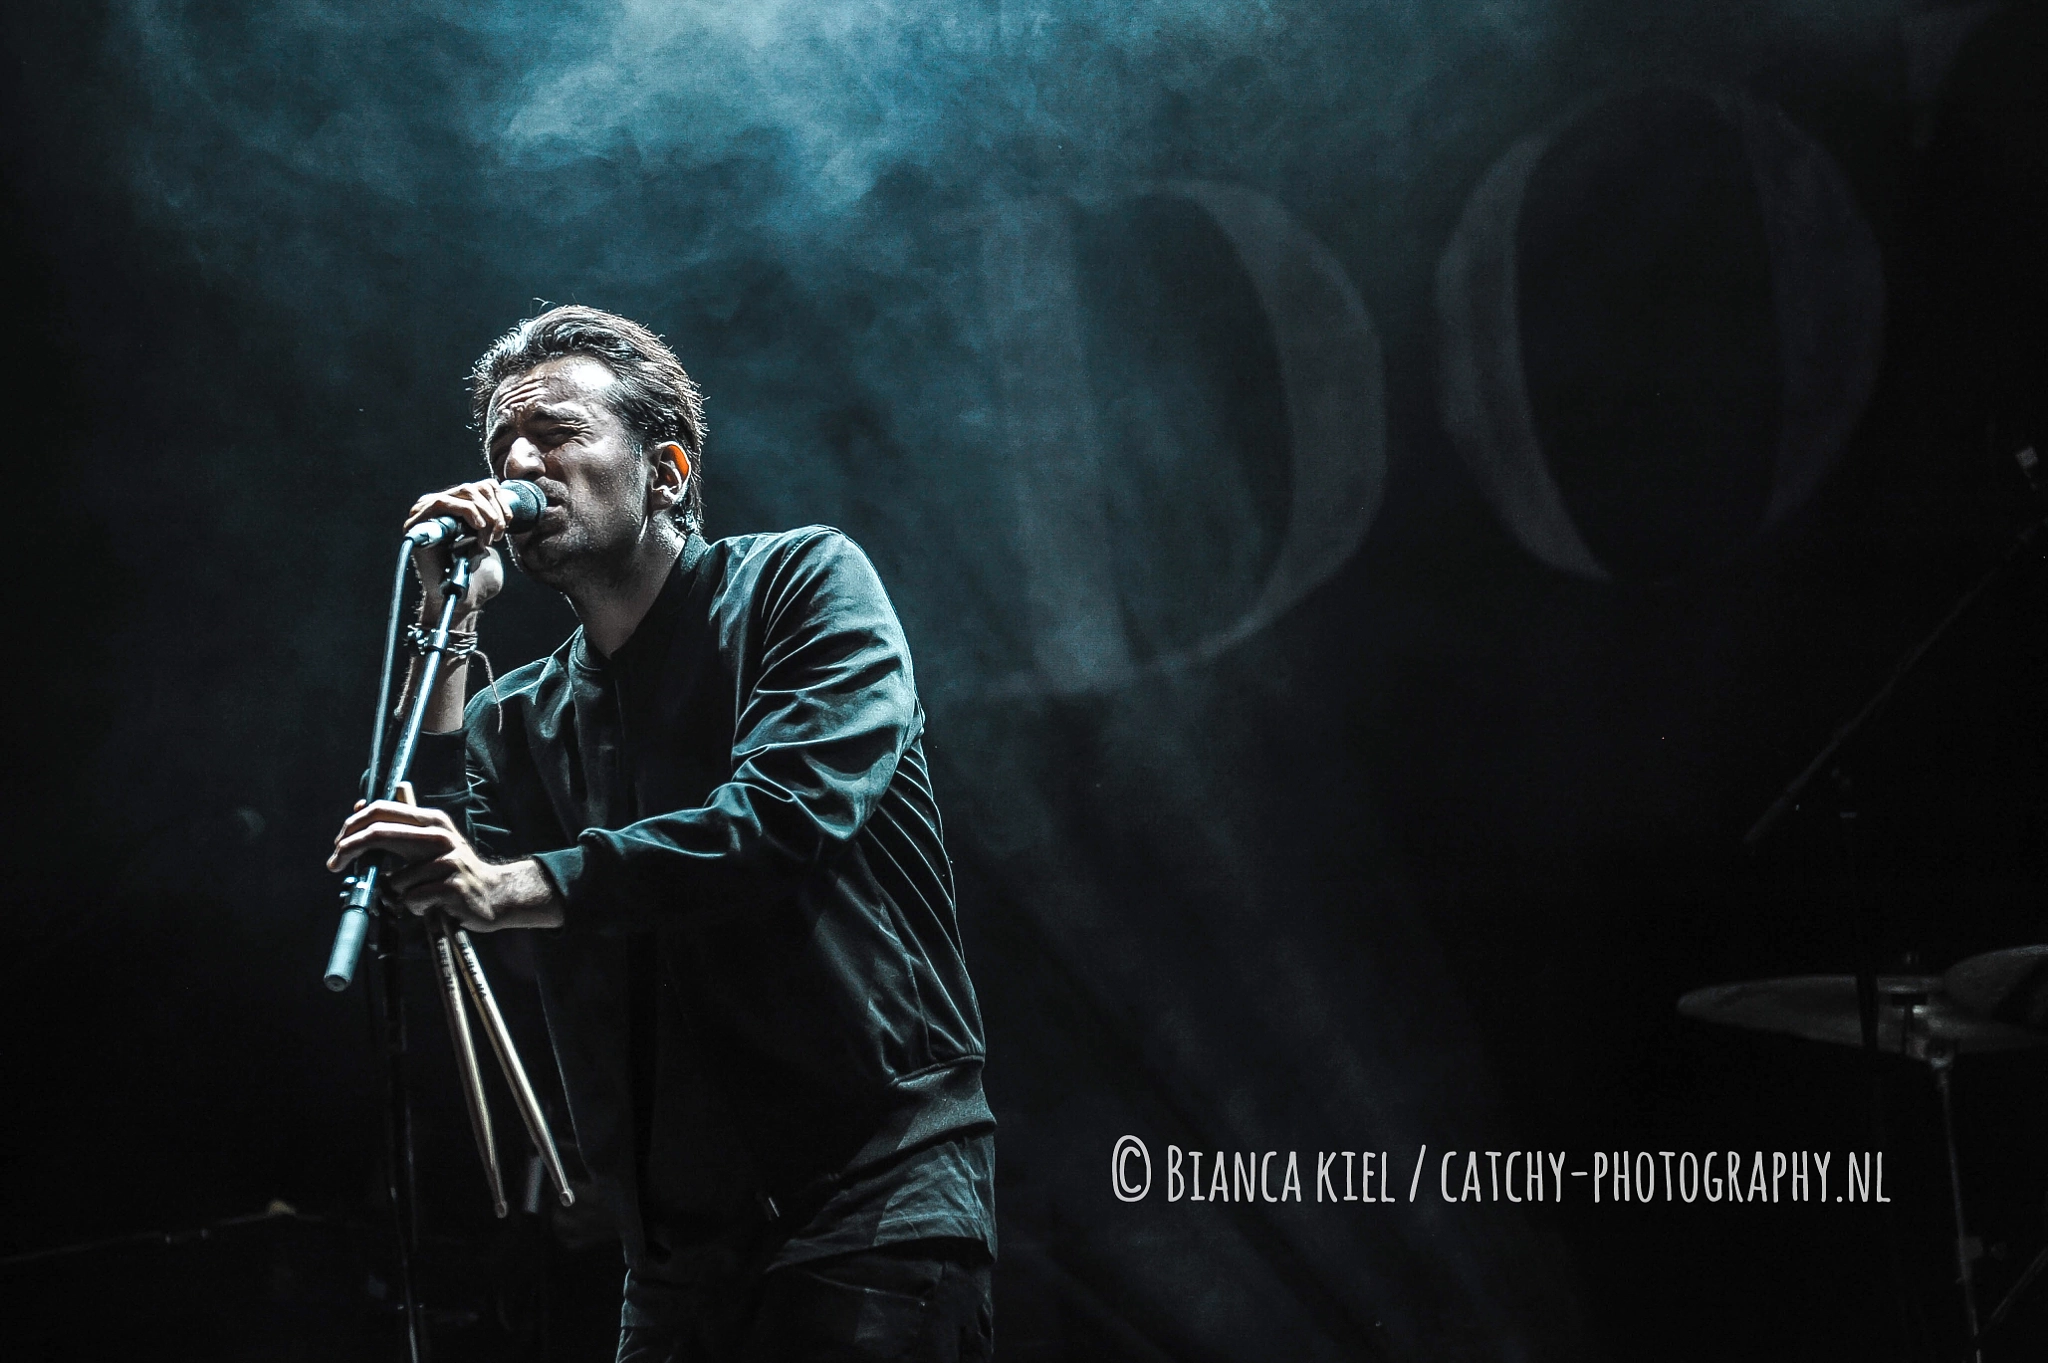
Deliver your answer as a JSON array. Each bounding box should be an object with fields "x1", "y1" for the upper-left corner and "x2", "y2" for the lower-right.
[{"x1": 569, "y1": 532, "x2": 709, "y2": 676}]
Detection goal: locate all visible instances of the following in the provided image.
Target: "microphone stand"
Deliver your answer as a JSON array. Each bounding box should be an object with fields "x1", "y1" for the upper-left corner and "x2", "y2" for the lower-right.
[
  {"x1": 321, "y1": 539, "x2": 574, "y2": 1362},
  {"x1": 1742, "y1": 513, "x2": 2048, "y2": 852}
]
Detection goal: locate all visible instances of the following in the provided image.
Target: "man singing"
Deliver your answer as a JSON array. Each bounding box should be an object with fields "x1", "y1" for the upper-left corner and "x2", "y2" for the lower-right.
[{"x1": 328, "y1": 306, "x2": 995, "y2": 1361}]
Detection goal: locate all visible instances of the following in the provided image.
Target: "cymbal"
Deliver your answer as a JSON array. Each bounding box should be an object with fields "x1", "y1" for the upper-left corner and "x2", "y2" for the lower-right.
[
  {"x1": 1944, "y1": 945, "x2": 2048, "y2": 1030},
  {"x1": 1678, "y1": 974, "x2": 2048, "y2": 1058}
]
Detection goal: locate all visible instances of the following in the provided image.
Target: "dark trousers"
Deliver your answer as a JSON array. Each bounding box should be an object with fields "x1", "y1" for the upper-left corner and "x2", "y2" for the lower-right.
[{"x1": 616, "y1": 1239, "x2": 994, "y2": 1363}]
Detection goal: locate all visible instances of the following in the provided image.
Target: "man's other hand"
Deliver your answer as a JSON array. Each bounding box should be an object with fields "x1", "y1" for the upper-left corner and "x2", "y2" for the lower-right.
[
  {"x1": 328, "y1": 798, "x2": 564, "y2": 932},
  {"x1": 404, "y1": 479, "x2": 512, "y2": 618}
]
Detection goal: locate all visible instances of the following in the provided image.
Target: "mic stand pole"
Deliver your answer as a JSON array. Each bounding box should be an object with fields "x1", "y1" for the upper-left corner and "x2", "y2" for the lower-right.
[
  {"x1": 321, "y1": 544, "x2": 577, "y2": 1362},
  {"x1": 352, "y1": 548, "x2": 477, "y2": 1363},
  {"x1": 370, "y1": 913, "x2": 426, "y2": 1363},
  {"x1": 334, "y1": 550, "x2": 476, "y2": 967}
]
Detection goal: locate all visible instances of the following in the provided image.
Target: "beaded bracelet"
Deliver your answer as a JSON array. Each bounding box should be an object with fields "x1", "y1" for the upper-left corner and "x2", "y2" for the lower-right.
[{"x1": 405, "y1": 623, "x2": 482, "y2": 661}]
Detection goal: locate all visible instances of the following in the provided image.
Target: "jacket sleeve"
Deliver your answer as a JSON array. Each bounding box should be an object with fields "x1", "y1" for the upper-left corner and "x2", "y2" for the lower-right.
[
  {"x1": 412, "y1": 709, "x2": 519, "y2": 863},
  {"x1": 532, "y1": 530, "x2": 923, "y2": 932}
]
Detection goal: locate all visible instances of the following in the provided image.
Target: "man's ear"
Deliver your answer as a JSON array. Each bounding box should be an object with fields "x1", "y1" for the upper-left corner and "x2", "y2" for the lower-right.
[{"x1": 649, "y1": 442, "x2": 691, "y2": 510}]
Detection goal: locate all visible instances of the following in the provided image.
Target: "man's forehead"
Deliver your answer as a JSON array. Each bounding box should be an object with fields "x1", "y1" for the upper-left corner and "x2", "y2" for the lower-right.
[{"x1": 488, "y1": 355, "x2": 615, "y2": 428}]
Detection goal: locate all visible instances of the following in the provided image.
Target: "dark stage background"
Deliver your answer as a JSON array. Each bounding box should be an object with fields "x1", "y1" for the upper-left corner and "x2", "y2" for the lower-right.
[{"x1": 4, "y1": 2, "x2": 2048, "y2": 1359}]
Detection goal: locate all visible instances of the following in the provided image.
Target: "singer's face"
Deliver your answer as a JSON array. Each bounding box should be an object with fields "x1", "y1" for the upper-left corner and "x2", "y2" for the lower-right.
[{"x1": 485, "y1": 355, "x2": 657, "y2": 586}]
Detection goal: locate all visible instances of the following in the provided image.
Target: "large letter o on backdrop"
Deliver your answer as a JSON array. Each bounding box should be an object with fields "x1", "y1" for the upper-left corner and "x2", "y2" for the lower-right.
[
  {"x1": 1436, "y1": 84, "x2": 1885, "y2": 581},
  {"x1": 1157, "y1": 181, "x2": 1387, "y2": 666},
  {"x1": 982, "y1": 184, "x2": 1387, "y2": 695}
]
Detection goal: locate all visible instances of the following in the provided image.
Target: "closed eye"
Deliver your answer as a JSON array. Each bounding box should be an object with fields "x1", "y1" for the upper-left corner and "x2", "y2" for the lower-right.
[{"x1": 487, "y1": 421, "x2": 582, "y2": 475}]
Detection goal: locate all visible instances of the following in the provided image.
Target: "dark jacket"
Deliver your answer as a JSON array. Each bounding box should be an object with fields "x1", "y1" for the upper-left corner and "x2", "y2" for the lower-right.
[{"x1": 415, "y1": 527, "x2": 992, "y2": 1272}]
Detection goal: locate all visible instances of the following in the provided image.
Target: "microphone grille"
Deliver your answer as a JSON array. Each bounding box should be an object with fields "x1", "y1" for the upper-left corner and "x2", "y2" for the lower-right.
[{"x1": 502, "y1": 480, "x2": 547, "y2": 529}]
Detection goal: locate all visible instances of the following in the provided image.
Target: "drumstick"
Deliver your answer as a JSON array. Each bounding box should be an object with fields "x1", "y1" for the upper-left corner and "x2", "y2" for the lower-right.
[
  {"x1": 451, "y1": 927, "x2": 576, "y2": 1207},
  {"x1": 392, "y1": 783, "x2": 508, "y2": 1218},
  {"x1": 430, "y1": 915, "x2": 508, "y2": 1217}
]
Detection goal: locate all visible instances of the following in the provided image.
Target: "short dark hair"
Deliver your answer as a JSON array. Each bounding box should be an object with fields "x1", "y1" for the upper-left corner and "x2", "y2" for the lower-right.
[{"x1": 469, "y1": 305, "x2": 707, "y2": 536}]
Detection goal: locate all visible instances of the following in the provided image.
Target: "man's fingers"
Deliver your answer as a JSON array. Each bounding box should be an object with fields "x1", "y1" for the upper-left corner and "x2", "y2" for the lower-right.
[
  {"x1": 329, "y1": 821, "x2": 459, "y2": 869},
  {"x1": 478, "y1": 487, "x2": 509, "y2": 542},
  {"x1": 329, "y1": 810, "x2": 434, "y2": 862},
  {"x1": 404, "y1": 483, "x2": 500, "y2": 537},
  {"x1": 336, "y1": 808, "x2": 453, "y2": 843},
  {"x1": 490, "y1": 482, "x2": 517, "y2": 529},
  {"x1": 456, "y1": 482, "x2": 503, "y2": 535},
  {"x1": 441, "y1": 491, "x2": 489, "y2": 537},
  {"x1": 327, "y1": 798, "x2": 461, "y2": 870},
  {"x1": 327, "y1": 818, "x2": 448, "y2": 859},
  {"x1": 331, "y1": 834, "x2": 451, "y2": 872},
  {"x1": 338, "y1": 799, "x2": 452, "y2": 836}
]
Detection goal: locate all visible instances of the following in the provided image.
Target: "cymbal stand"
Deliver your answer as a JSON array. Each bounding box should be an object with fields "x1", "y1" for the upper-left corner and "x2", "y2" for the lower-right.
[
  {"x1": 1925, "y1": 1041, "x2": 1984, "y2": 1362},
  {"x1": 1745, "y1": 490, "x2": 2048, "y2": 1361},
  {"x1": 321, "y1": 541, "x2": 575, "y2": 1360},
  {"x1": 1975, "y1": 456, "x2": 2048, "y2": 1348},
  {"x1": 1979, "y1": 1238, "x2": 2048, "y2": 1347}
]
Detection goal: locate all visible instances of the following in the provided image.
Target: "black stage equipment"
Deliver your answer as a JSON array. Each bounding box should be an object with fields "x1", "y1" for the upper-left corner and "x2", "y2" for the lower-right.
[{"x1": 1713, "y1": 448, "x2": 2048, "y2": 1362}]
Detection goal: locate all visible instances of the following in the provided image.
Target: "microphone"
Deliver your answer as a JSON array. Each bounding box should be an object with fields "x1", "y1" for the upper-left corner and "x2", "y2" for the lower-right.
[{"x1": 405, "y1": 480, "x2": 547, "y2": 547}]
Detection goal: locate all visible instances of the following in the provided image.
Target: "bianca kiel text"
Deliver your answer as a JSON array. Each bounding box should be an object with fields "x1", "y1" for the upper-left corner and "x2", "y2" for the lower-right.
[{"x1": 1110, "y1": 1139, "x2": 1891, "y2": 1205}]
